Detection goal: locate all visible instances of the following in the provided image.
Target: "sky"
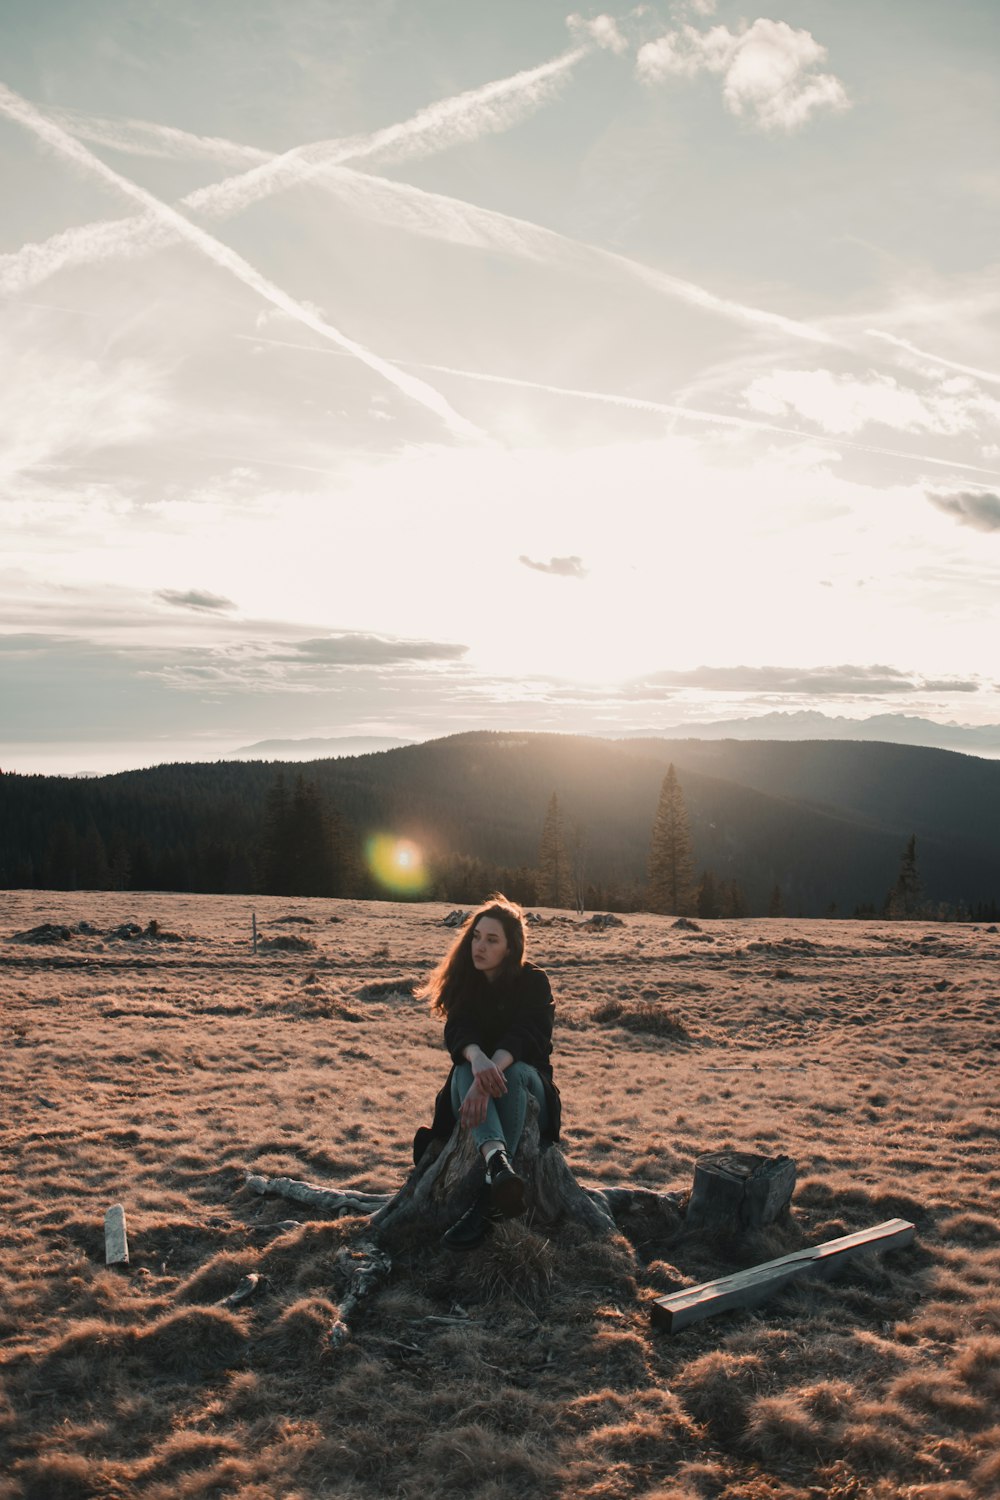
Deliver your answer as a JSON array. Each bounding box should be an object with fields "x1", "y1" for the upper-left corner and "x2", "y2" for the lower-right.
[{"x1": 2, "y1": 0, "x2": 999, "y2": 774}]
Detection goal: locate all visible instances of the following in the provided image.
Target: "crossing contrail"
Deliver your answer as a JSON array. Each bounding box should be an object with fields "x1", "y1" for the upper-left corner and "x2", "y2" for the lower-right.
[
  {"x1": 1, "y1": 62, "x2": 839, "y2": 352},
  {"x1": 0, "y1": 83, "x2": 484, "y2": 443},
  {"x1": 0, "y1": 47, "x2": 585, "y2": 294}
]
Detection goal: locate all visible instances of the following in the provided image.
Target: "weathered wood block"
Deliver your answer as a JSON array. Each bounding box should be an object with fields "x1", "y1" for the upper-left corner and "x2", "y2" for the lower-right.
[
  {"x1": 685, "y1": 1151, "x2": 796, "y2": 1233},
  {"x1": 104, "y1": 1203, "x2": 129, "y2": 1266},
  {"x1": 651, "y1": 1217, "x2": 915, "y2": 1333}
]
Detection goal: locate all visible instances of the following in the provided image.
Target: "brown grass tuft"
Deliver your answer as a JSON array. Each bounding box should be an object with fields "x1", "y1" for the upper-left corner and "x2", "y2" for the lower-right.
[
  {"x1": 674, "y1": 1350, "x2": 766, "y2": 1443},
  {"x1": 593, "y1": 998, "x2": 690, "y2": 1041},
  {"x1": 951, "y1": 1335, "x2": 1000, "y2": 1398},
  {"x1": 173, "y1": 1248, "x2": 259, "y2": 1303},
  {"x1": 743, "y1": 1391, "x2": 826, "y2": 1458},
  {"x1": 254, "y1": 1296, "x2": 339, "y2": 1364},
  {"x1": 971, "y1": 1429, "x2": 1000, "y2": 1492},
  {"x1": 13, "y1": 1451, "x2": 104, "y2": 1500},
  {"x1": 417, "y1": 1420, "x2": 558, "y2": 1493},
  {"x1": 579, "y1": 1386, "x2": 697, "y2": 1462},
  {"x1": 129, "y1": 1430, "x2": 244, "y2": 1483},
  {"x1": 465, "y1": 1221, "x2": 556, "y2": 1310},
  {"x1": 890, "y1": 1369, "x2": 989, "y2": 1428},
  {"x1": 939, "y1": 1212, "x2": 1000, "y2": 1247},
  {"x1": 137, "y1": 1304, "x2": 248, "y2": 1375}
]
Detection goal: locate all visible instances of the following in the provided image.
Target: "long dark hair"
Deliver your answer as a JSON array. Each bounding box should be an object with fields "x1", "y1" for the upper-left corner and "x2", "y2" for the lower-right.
[{"x1": 419, "y1": 893, "x2": 527, "y2": 1017}]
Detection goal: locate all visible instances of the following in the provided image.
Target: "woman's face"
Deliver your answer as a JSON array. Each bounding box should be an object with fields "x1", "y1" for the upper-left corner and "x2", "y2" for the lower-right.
[{"x1": 470, "y1": 916, "x2": 509, "y2": 980}]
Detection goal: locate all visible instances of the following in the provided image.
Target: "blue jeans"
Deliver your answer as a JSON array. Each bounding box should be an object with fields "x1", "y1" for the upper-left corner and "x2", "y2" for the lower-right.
[{"x1": 450, "y1": 1061, "x2": 549, "y2": 1155}]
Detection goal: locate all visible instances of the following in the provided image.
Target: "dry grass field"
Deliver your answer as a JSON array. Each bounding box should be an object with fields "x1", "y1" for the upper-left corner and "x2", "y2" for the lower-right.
[{"x1": 1, "y1": 891, "x2": 998, "y2": 1500}]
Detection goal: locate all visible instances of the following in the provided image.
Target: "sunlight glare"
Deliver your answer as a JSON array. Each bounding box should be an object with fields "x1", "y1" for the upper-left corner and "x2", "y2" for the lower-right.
[{"x1": 365, "y1": 834, "x2": 429, "y2": 895}]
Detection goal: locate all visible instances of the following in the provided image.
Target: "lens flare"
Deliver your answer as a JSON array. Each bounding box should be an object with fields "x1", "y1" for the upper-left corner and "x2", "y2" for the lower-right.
[{"x1": 365, "y1": 833, "x2": 429, "y2": 896}]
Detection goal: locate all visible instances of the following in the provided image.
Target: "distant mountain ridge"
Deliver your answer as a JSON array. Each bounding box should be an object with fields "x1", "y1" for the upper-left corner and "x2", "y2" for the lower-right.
[
  {"x1": 227, "y1": 735, "x2": 413, "y2": 760},
  {"x1": 654, "y1": 711, "x2": 1000, "y2": 757},
  {"x1": 226, "y1": 714, "x2": 1000, "y2": 762}
]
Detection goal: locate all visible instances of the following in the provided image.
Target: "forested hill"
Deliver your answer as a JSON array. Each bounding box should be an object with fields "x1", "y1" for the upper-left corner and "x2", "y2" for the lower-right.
[{"x1": 3, "y1": 731, "x2": 999, "y2": 916}]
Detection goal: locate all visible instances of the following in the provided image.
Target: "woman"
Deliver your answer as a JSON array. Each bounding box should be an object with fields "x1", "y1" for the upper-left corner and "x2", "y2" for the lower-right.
[{"x1": 415, "y1": 893, "x2": 561, "y2": 1250}]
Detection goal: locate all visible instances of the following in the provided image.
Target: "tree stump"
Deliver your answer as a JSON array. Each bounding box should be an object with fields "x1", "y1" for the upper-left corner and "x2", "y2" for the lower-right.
[
  {"x1": 371, "y1": 1095, "x2": 616, "y2": 1244},
  {"x1": 684, "y1": 1151, "x2": 795, "y2": 1235}
]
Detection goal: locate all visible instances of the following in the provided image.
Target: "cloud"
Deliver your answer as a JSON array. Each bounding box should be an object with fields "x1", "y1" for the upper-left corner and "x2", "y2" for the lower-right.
[
  {"x1": 0, "y1": 85, "x2": 483, "y2": 444},
  {"x1": 0, "y1": 631, "x2": 79, "y2": 652},
  {"x1": 0, "y1": 624, "x2": 474, "y2": 753},
  {"x1": 519, "y1": 554, "x2": 589, "y2": 578},
  {"x1": 156, "y1": 589, "x2": 238, "y2": 613},
  {"x1": 0, "y1": 341, "x2": 166, "y2": 481},
  {"x1": 743, "y1": 368, "x2": 1000, "y2": 438},
  {"x1": 278, "y1": 633, "x2": 468, "y2": 665},
  {"x1": 630, "y1": 664, "x2": 979, "y2": 696},
  {"x1": 566, "y1": 13, "x2": 629, "y2": 55},
  {"x1": 637, "y1": 17, "x2": 850, "y2": 132},
  {"x1": 926, "y1": 489, "x2": 1000, "y2": 532}
]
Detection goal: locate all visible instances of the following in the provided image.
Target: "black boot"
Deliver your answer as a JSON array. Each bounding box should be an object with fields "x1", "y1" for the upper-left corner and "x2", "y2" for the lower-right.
[
  {"x1": 485, "y1": 1147, "x2": 526, "y2": 1219},
  {"x1": 442, "y1": 1187, "x2": 501, "y2": 1251}
]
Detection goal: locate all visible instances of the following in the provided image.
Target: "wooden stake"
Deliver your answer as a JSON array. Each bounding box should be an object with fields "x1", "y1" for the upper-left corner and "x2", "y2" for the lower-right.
[
  {"x1": 104, "y1": 1203, "x2": 130, "y2": 1267},
  {"x1": 651, "y1": 1217, "x2": 915, "y2": 1333}
]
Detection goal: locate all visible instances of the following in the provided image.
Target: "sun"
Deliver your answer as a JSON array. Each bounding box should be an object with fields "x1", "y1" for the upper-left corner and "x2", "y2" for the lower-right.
[{"x1": 365, "y1": 834, "x2": 429, "y2": 896}]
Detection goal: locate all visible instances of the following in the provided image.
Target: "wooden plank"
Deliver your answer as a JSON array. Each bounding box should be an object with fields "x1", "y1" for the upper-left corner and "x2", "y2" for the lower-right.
[
  {"x1": 104, "y1": 1203, "x2": 130, "y2": 1266},
  {"x1": 651, "y1": 1217, "x2": 915, "y2": 1333}
]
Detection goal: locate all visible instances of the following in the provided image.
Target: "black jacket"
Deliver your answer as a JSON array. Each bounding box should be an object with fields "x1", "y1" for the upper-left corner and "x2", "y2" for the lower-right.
[{"x1": 413, "y1": 961, "x2": 561, "y2": 1162}]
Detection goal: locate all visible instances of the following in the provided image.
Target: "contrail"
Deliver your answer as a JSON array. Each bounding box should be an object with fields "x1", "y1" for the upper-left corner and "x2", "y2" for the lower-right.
[
  {"x1": 184, "y1": 46, "x2": 586, "y2": 223},
  {"x1": 401, "y1": 360, "x2": 1000, "y2": 476},
  {"x1": 294, "y1": 164, "x2": 838, "y2": 347},
  {"x1": 0, "y1": 62, "x2": 840, "y2": 350},
  {"x1": 867, "y1": 330, "x2": 1000, "y2": 387},
  {"x1": 0, "y1": 84, "x2": 483, "y2": 442},
  {"x1": 235, "y1": 332, "x2": 1000, "y2": 479},
  {"x1": 44, "y1": 106, "x2": 271, "y2": 166},
  {"x1": 0, "y1": 47, "x2": 585, "y2": 296},
  {"x1": 49, "y1": 46, "x2": 583, "y2": 171}
]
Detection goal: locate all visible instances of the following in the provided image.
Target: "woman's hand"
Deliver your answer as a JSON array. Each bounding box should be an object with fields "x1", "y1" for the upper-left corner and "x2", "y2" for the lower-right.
[
  {"x1": 464, "y1": 1046, "x2": 507, "y2": 1099},
  {"x1": 458, "y1": 1046, "x2": 508, "y2": 1127},
  {"x1": 471, "y1": 1053, "x2": 507, "y2": 1098},
  {"x1": 460, "y1": 1072, "x2": 492, "y2": 1128}
]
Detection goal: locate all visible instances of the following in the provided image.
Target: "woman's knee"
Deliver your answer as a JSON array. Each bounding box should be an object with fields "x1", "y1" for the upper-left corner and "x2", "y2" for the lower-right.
[
  {"x1": 505, "y1": 1061, "x2": 540, "y2": 1092},
  {"x1": 505, "y1": 1062, "x2": 547, "y2": 1124},
  {"x1": 450, "y1": 1063, "x2": 473, "y2": 1109}
]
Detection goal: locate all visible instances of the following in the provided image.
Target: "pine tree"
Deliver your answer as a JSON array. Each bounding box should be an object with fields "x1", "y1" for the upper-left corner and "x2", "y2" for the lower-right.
[
  {"x1": 647, "y1": 764, "x2": 695, "y2": 915},
  {"x1": 568, "y1": 821, "x2": 588, "y2": 915},
  {"x1": 768, "y1": 882, "x2": 784, "y2": 918},
  {"x1": 719, "y1": 879, "x2": 747, "y2": 918},
  {"x1": 696, "y1": 869, "x2": 719, "y2": 919},
  {"x1": 537, "y1": 792, "x2": 571, "y2": 908},
  {"x1": 890, "y1": 833, "x2": 922, "y2": 919},
  {"x1": 262, "y1": 774, "x2": 294, "y2": 895},
  {"x1": 288, "y1": 776, "x2": 338, "y2": 896}
]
